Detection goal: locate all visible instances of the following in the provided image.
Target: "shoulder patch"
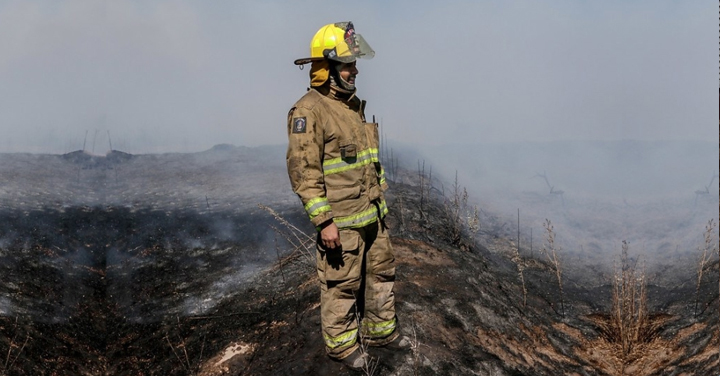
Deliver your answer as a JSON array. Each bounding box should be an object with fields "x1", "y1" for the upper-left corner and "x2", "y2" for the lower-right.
[{"x1": 291, "y1": 117, "x2": 307, "y2": 134}]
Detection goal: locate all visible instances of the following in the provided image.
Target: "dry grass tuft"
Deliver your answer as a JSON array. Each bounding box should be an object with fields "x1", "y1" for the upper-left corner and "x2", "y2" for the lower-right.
[
  {"x1": 357, "y1": 335, "x2": 380, "y2": 376},
  {"x1": 540, "y1": 219, "x2": 564, "y2": 317},
  {"x1": 258, "y1": 204, "x2": 315, "y2": 267},
  {"x1": 409, "y1": 321, "x2": 422, "y2": 376},
  {"x1": 164, "y1": 315, "x2": 205, "y2": 375},
  {"x1": 353, "y1": 296, "x2": 379, "y2": 376},
  {"x1": 1, "y1": 317, "x2": 30, "y2": 376},
  {"x1": 582, "y1": 241, "x2": 655, "y2": 374},
  {"x1": 511, "y1": 241, "x2": 528, "y2": 307},
  {"x1": 512, "y1": 209, "x2": 528, "y2": 307}
]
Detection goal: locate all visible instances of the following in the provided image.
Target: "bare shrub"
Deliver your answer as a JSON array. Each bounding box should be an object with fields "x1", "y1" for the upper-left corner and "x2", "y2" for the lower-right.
[
  {"x1": 540, "y1": 219, "x2": 564, "y2": 317},
  {"x1": 396, "y1": 191, "x2": 406, "y2": 235},
  {"x1": 534, "y1": 171, "x2": 565, "y2": 204},
  {"x1": 443, "y1": 171, "x2": 480, "y2": 247},
  {"x1": 610, "y1": 241, "x2": 648, "y2": 362},
  {"x1": 695, "y1": 219, "x2": 717, "y2": 318},
  {"x1": 417, "y1": 160, "x2": 427, "y2": 217}
]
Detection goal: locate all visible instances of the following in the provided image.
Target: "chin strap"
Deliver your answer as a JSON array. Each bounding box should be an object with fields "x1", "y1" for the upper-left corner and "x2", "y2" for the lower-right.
[{"x1": 329, "y1": 75, "x2": 355, "y2": 93}]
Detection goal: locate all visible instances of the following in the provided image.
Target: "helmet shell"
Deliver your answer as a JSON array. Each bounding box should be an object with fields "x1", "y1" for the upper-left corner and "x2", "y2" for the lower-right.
[{"x1": 295, "y1": 22, "x2": 374, "y2": 65}]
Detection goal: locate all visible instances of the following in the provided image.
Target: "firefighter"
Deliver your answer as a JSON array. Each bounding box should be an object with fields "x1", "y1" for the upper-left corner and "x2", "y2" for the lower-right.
[{"x1": 286, "y1": 21, "x2": 409, "y2": 369}]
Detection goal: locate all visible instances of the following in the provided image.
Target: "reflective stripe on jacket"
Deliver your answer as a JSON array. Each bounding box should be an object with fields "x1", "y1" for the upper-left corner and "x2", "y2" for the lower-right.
[{"x1": 286, "y1": 86, "x2": 387, "y2": 228}]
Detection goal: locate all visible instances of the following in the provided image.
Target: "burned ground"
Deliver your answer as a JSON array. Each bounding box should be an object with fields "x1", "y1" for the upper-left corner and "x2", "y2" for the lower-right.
[{"x1": 0, "y1": 145, "x2": 717, "y2": 375}]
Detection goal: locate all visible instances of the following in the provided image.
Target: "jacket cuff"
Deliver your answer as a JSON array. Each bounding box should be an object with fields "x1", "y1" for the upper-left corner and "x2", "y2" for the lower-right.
[{"x1": 311, "y1": 211, "x2": 334, "y2": 227}]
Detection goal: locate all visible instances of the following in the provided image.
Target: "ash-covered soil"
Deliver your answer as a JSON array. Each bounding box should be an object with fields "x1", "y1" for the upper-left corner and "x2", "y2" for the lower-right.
[{"x1": 0, "y1": 145, "x2": 717, "y2": 375}]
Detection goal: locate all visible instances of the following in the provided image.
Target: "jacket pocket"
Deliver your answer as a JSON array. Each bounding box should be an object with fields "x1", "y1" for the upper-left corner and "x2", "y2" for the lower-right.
[
  {"x1": 326, "y1": 184, "x2": 361, "y2": 203},
  {"x1": 317, "y1": 230, "x2": 362, "y2": 283},
  {"x1": 339, "y1": 143, "x2": 357, "y2": 160}
]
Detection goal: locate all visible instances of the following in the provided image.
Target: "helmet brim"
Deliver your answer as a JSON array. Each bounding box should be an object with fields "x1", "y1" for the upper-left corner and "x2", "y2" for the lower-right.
[{"x1": 294, "y1": 57, "x2": 325, "y2": 66}]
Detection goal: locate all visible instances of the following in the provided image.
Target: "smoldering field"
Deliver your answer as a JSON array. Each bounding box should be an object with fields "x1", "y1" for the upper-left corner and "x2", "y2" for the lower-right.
[
  {"x1": 0, "y1": 140, "x2": 716, "y2": 374},
  {"x1": 0, "y1": 145, "x2": 318, "y2": 374},
  {"x1": 0, "y1": 144, "x2": 305, "y2": 321},
  {"x1": 401, "y1": 140, "x2": 719, "y2": 283}
]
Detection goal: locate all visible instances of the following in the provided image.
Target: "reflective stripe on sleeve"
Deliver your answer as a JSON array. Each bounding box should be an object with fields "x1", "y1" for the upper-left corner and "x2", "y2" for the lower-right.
[
  {"x1": 377, "y1": 166, "x2": 386, "y2": 185},
  {"x1": 369, "y1": 148, "x2": 379, "y2": 163},
  {"x1": 324, "y1": 329, "x2": 358, "y2": 350},
  {"x1": 378, "y1": 199, "x2": 388, "y2": 217},
  {"x1": 304, "y1": 197, "x2": 331, "y2": 220},
  {"x1": 362, "y1": 317, "x2": 397, "y2": 338}
]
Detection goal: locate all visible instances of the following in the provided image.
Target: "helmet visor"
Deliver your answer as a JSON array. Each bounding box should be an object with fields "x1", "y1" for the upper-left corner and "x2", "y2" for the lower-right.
[{"x1": 326, "y1": 22, "x2": 375, "y2": 63}]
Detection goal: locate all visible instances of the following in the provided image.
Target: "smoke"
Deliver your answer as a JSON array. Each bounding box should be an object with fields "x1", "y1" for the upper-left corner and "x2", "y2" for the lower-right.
[
  {"x1": 393, "y1": 138, "x2": 718, "y2": 278},
  {"x1": 0, "y1": 1, "x2": 714, "y2": 153},
  {"x1": 0, "y1": 296, "x2": 13, "y2": 316}
]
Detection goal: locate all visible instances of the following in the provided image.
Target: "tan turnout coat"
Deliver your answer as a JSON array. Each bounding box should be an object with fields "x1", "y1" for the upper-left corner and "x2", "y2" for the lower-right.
[{"x1": 286, "y1": 86, "x2": 388, "y2": 228}]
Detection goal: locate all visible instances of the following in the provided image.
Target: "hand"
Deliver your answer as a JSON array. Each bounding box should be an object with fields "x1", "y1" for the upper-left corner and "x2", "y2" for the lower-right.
[{"x1": 320, "y1": 221, "x2": 341, "y2": 249}]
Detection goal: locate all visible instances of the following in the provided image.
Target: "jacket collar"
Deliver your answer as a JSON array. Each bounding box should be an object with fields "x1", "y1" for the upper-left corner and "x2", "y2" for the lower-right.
[{"x1": 316, "y1": 84, "x2": 356, "y2": 103}]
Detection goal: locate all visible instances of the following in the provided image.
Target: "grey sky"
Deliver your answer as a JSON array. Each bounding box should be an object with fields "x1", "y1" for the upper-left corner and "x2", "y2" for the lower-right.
[{"x1": 0, "y1": 0, "x2": 715, "y2": 153}]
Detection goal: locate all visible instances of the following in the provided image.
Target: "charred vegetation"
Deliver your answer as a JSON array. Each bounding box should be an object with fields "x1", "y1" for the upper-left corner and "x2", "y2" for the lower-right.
[{"x1": 0, "y1": 146, "x2": 717, "y2": 375}]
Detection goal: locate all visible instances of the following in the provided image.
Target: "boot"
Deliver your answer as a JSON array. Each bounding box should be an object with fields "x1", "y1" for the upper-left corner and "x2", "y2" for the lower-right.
[
  {"x1": 334, "y1": 348, "x2": 369, "y2": 371},
  {"x1": 382, "y1": 335, "x2": 412, "y2": 351}
]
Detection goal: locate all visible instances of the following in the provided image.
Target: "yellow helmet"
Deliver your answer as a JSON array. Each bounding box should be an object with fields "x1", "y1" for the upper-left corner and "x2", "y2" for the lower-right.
[{"x1": 294, "y1": 21, "x2": 374, "y2": 66}]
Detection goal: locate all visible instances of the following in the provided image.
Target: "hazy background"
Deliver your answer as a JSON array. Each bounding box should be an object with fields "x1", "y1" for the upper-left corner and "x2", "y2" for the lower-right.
[
  {"x1": 0, "y1": 0, "x2": 715, "y2": 154},
  {"x1": 0, "y1": 0, "x2": 716, "y2": 329},
  {"x1": 0, "y1": 0, "x2": 716, "y2": 264}
]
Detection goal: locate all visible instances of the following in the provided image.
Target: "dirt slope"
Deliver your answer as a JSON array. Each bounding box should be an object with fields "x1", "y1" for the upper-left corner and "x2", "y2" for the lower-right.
[{"x1": 144, "y1": 181, "x2": 717, "y2": 376}]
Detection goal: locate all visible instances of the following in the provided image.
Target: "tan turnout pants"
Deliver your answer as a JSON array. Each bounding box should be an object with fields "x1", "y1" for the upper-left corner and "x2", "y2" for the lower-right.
[{"x1": 316, "y1": 221, "x2": 398, "y2": 359}]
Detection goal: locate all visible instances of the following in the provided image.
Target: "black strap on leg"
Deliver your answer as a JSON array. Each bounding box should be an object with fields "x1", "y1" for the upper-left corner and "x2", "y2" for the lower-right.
[{"x1": 372, "y1": 200, "x2": 388, "y2": 231}]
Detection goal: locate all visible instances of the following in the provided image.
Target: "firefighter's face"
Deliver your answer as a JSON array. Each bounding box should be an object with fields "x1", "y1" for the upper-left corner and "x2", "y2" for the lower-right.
[{"x1": 338, "y1": 61, "x2": 358, "y2": 85}]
